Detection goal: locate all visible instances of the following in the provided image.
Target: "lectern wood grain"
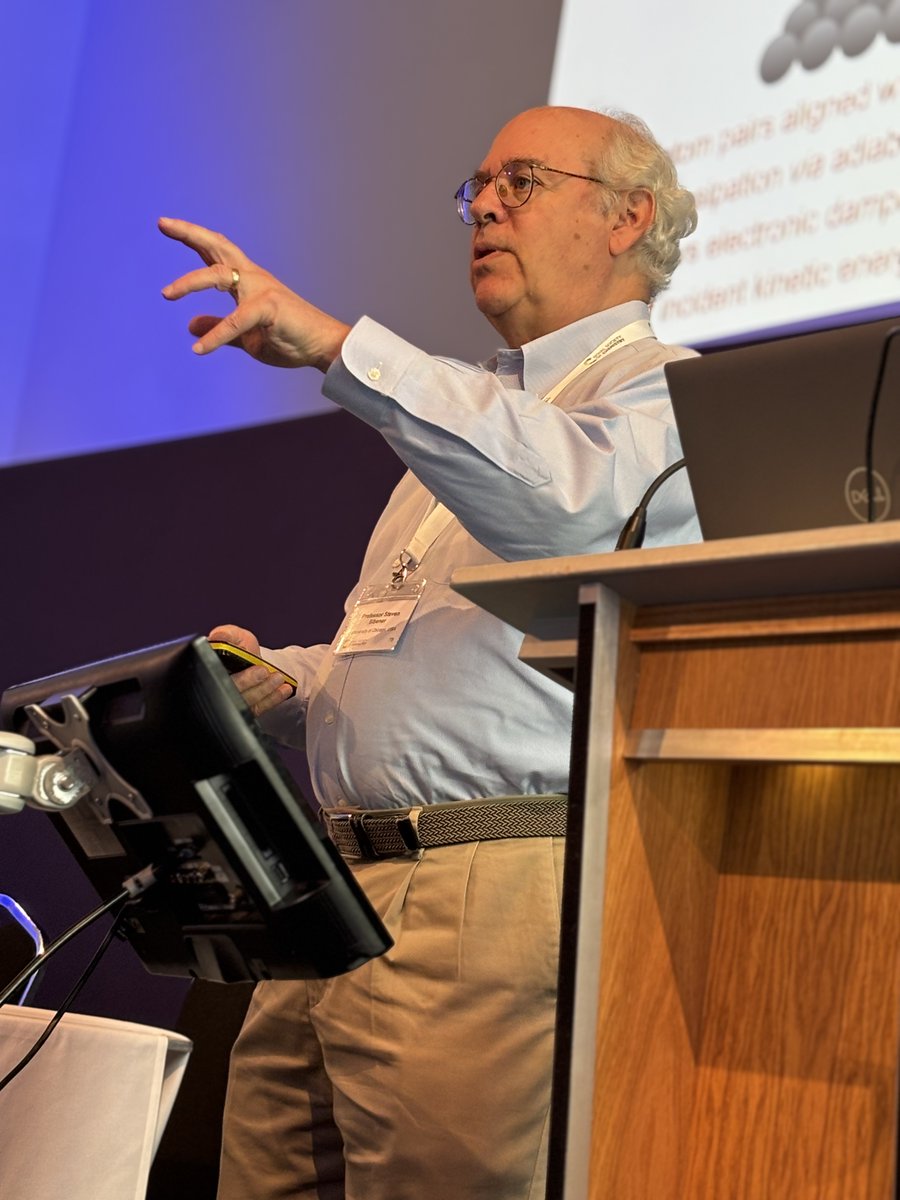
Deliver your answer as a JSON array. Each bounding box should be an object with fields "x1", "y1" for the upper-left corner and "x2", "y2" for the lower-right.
[{"x1": 588, "y1": 596, "x2": 900, "y2": 1199}]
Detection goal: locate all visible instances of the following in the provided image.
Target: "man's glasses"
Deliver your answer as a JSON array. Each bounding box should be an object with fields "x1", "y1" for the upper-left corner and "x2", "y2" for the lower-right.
[{"x1": 454, "y1": 159, "x2": 612, "y2": 225}]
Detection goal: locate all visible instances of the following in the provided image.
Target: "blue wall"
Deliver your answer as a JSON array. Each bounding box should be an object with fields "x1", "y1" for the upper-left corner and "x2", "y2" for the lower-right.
[{"x1": 3, "y1": 0, "x2": 563, "y2": 465}]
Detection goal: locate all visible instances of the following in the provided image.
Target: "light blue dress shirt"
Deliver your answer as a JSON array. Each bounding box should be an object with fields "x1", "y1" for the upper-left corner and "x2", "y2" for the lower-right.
[{"x1": 261, "y1": 301, "x2": 701, "y2": 810}]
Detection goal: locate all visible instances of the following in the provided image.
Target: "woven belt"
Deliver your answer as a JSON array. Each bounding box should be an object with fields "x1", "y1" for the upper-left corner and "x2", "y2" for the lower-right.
[{"x1": 322, "y1": 793, "x2": 568, "y2": 860}]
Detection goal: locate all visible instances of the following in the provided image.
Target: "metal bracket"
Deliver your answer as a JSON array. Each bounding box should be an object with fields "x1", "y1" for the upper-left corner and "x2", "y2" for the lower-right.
[{"x1": 24, "y1": 695, "x2": 152, "y2": 822}]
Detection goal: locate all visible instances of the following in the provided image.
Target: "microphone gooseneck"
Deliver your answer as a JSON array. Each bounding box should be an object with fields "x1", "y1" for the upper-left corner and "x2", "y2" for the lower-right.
[{"x1": 615, "y1": 458, "x2": 687, "y2": 551}]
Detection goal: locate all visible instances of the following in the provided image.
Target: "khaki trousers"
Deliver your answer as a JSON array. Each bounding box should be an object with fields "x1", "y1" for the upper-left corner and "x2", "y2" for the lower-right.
[{"x1": 216, "y1": 834, "x2": 565, "y2": 1200}]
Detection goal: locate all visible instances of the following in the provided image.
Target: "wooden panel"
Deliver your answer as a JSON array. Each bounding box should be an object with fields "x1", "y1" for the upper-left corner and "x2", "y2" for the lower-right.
[
  {"x1": 632, "y1": 589, "x2": 900, "y2": 644},
  {"x1": 683, "y1": 1066, "x2": 892, "y2": 1200},
  {"x1": 696, "y1": 763, "x2": 900, "y2": 1198},
  {"x1": 588, "y1": 757, "x2": 900, "y2": 1198},
  {"x1": 630, "y1": 634, "x2": 900, "y2": 730},
  {"x1": 588, "y1": 759, "x2": 731, "y2": 1199},
  {"x1": 721, "y1": 763, "x2": 900, "y2": 880}
]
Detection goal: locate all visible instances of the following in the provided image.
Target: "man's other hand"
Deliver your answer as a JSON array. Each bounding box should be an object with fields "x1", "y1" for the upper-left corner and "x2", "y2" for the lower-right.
[{"x1": 208, "y1": 623, "x2": 294, "y2": 717}]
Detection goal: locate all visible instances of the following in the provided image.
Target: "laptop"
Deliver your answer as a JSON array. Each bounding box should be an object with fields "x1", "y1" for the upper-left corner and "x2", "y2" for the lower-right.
[{"x1": 664, "y1": 316, "x2": 900, "y2": 540}]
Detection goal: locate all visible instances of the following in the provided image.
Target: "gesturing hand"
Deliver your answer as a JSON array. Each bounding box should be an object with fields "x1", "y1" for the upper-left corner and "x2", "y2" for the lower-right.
[{"x1": 159, "y1": 217, "x2": 351, "y2": 373}]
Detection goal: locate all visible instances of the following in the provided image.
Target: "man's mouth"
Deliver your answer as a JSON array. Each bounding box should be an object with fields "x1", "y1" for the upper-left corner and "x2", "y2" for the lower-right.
[{"x1": 472, "y1": 243, "x2": 506, "y2": 265}]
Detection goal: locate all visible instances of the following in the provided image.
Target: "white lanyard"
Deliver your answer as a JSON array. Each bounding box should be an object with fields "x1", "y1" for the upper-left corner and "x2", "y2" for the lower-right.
[
  {"x1": 392, "y1": 500, "x2": 453, "y2": 586},
  {"x1": 391, "y1": 319, "x2": 655, "y2": 586},
  {"x1": 541, "y1": 319, "x2": 653, "y2": 404}
]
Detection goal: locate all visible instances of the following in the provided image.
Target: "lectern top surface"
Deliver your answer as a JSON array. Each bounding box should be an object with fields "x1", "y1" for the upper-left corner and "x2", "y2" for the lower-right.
[{"x1": 450, "y1": 521, "x2": 900, "y2": 634}]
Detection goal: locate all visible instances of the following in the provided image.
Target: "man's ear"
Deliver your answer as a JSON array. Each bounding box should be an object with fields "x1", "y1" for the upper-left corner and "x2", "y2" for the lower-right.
[{"x1": 609, "y1": 188, "x2": 655, "y2": 257}]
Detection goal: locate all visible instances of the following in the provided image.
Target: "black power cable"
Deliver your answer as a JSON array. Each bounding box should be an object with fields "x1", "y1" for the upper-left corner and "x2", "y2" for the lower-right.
[
  {"x1": 0, "y1": 863, "x2": 159, "y2": 1094},
  {"x1": 864, "y1": 325, "x2": 900, "y2": 523},
  {"x1": 615, "y1": 457, "x2": 687, "y2": 550},
  {"x1": 0, "y1": 893, "x2": 130, "y2": 1094},
  {"x1": 0, "y1": 888, "x2": 131, "y2": 1010}
]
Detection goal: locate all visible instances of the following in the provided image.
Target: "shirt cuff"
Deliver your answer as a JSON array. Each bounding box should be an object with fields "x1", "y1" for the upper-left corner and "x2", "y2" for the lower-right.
[{"x1": 323, "y1": 315, "x2": 423, "y2": 407}]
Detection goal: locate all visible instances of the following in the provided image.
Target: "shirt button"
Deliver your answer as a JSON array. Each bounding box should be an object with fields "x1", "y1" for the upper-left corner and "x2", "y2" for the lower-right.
[
  {"x1": 366, "y1": 366, "x2": 382, "y2": 382},
  {"x1": 324, "y1": 711, "x2": 336, "y2": 725}
]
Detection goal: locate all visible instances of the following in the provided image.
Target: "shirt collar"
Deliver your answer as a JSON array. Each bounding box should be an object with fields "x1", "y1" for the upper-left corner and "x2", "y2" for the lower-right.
[{"x1": 484, "y1": 301, "x2": 652, "y2": 397}]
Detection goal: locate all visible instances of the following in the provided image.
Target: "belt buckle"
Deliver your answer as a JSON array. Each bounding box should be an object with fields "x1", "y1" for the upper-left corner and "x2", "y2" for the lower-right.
[
  {"x1": 327, "y1": 809, "x2": 378, "y2": 859},
  {"x1": 327, "y1": 807, "x2": 424, "y2": 859}
]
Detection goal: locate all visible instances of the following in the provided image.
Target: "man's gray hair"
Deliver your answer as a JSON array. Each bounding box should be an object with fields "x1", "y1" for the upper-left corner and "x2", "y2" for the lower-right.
[{"x1": 593, "y1": 110, "x2": 697, "y2": 299}]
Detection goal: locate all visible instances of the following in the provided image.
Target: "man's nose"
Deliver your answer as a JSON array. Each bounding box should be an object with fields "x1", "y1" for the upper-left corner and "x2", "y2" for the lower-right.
[{"x1": 470, "y1": 182, "x2": 508, "y2": 226}]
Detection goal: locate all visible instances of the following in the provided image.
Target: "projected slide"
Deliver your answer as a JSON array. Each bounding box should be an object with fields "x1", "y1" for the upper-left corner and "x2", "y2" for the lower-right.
[{"x1": 550, "y1": 0, "x2": 900, "y2": 346}]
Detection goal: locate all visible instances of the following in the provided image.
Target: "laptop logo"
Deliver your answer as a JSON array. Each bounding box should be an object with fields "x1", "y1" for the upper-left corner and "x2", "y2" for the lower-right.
[{"x1": 844, "y1": 467, "x2": 891, "y2": 522}]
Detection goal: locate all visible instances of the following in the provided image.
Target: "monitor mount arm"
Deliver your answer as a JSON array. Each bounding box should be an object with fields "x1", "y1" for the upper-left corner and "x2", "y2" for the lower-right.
[{"x1": 0, "y1": 695, "x2": 151, "y2": 821}]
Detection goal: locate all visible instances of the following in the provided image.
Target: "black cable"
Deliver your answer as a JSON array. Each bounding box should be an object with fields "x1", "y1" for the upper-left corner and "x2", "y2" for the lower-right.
[
  {"x1": 0, "y1": 887, "x2": 130, "y2": 1009},
  {"x1": 615, "y1": 457, "x2": 687, "y2": 550},
  {"x1": 864, "y1": 326, "x2": 900, "y2": 522},
  {"x1": 0, "y1": 860, "x2": 160, "y2": 1094},
  {"x1": 0, "y1": 893, "x2": 130, "y2": 1094}
]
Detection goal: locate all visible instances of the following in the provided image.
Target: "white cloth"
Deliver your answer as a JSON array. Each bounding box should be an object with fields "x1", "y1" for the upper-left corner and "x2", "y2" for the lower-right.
[
  {"x1": 0, "y1": 1007, "x2": 191, "y2": 1200},
  {"x1": 259, "y1": 301, "x2": 700, "y2": 809}
]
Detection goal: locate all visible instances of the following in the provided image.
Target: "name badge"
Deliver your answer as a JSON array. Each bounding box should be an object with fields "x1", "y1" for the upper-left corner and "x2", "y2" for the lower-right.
[{"x1": 334, "y1": 581, "x2": 425, "y2": 655}]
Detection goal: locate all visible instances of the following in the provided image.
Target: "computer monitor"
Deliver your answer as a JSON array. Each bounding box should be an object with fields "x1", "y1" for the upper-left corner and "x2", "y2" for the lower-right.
[{"x1": 0, "y1": 636, "x2": 391, "y2": 982}]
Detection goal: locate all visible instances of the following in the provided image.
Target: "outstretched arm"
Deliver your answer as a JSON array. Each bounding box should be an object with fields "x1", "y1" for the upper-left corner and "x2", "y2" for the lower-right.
[{"x1": 159, "y1": 217, "x2": 350, "y2": 372}]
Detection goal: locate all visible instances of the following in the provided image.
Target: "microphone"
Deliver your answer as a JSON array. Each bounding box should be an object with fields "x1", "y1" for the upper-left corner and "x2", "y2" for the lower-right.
[
  {"x1": 615, "y1": 458, "x2": 687, "y2": 551},
  {"x1": 864, "y1": 325, "x2": 900, "y2": 523}
]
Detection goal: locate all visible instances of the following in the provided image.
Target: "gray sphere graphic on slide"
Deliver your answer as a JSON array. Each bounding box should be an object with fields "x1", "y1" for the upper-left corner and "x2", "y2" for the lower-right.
[{"x1": 760, "y1": 0, "x2": 899, "y2": 80}]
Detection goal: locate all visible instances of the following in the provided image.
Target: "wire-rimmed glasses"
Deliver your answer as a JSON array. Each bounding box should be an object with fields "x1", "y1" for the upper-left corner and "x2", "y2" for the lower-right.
[{"x1": 454, "y1": 159, "x2": 612, "y2": 225}]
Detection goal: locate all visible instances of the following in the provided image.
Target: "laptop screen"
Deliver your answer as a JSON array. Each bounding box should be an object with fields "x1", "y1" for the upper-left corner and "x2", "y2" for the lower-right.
[{"x1": 665, "y1": 318, "x2": 900, "y2": 540}]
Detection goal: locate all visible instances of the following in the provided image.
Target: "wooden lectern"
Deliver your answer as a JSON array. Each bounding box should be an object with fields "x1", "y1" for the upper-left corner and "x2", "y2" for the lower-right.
[{"x1": 452, "y1": 521, "x2": 900, "y2": 1200}]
